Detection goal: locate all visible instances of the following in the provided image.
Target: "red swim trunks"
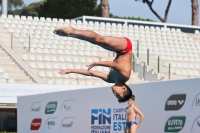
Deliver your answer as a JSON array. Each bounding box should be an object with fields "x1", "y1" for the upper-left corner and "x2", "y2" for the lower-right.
[{"x1": 116, "y1": 37, "x2": 132, "y2": 54}]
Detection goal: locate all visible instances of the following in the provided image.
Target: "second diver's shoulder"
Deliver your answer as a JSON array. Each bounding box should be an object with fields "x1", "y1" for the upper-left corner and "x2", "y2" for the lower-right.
[{"x1": 132, "y1": 105, "x2": 137, "y2": 110}]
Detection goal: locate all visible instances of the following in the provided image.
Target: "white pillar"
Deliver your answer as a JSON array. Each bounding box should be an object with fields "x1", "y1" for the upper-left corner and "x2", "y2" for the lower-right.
[{"x1": 2, "y1": 0, "x2": 8, "y2": 16}]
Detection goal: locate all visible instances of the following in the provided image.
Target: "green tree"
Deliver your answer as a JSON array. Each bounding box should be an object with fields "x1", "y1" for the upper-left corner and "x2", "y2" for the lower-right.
[
  {"x1": 8, "y1": 9, "x2": 22, "y2": 15},
  {"x1": 95, "y1": 4, "x2": 102, "y2": 17},
  {"x1": 8, "y1": 0, "x2": 24, "y2": 10},
  {"x1": 20, "y1": 2, "x2": 40, "y2": 16},
  {"x1": 0, "y1": 0, "x2": 25, "y2": 10},
  {"x1": 38, "y1": 0, "x2": 100, "y2": 19},
  {"x1": 135, "y1": 0, "x2": 172, "y2": 23},
  {"x1": 110, "y1": 13, "x2": 155, "y2": 22}
]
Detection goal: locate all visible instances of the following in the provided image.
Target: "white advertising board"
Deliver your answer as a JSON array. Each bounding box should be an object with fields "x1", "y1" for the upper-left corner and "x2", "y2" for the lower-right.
[
  {"x1": 18, "y1": 78, "x2": 200, "y2": 133},
  {"x1": 0, "y1": 83, "x2": 95, "y2": 103}
]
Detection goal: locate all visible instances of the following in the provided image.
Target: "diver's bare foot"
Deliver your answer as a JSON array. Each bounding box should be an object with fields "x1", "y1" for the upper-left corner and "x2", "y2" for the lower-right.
[{"x1": 53, "y1": 26, "x2": 75, "y2": 36}]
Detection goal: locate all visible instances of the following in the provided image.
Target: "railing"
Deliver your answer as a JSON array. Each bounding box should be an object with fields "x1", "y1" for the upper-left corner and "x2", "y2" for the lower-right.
[
  {"x1": 11, "y1": 33, "x2": 13, "y2": 49},
  {"x1": 134, "y1": 40, "x2": 171, "y2": 80},
  {"x1": 28, "y1": 35, "x2": 31, "y2": 52},
  {"x1": 7, "y1": 33, "x2": 31, "y2": 51}
]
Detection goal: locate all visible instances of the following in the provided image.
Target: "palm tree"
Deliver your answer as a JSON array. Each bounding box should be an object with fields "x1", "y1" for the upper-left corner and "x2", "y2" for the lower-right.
[
  {"x1": 100, "y1": 0, "x2": 109, "y2": 17},
  {"x1": 138, "y1": 0, "x2": 172, "y2": 23},
  {"x1": 191, "y1": 0, "x2": 199, "y2": 25}
]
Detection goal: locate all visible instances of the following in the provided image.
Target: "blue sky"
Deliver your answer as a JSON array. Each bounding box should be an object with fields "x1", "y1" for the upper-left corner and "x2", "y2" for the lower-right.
[{"x1": 24, "y1": 0, "x2": 197, "y2": 25}]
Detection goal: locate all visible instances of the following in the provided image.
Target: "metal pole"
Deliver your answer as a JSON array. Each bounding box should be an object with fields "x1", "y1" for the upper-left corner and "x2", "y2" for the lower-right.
[
  {"x1": 169, "y1": 63, "x2": 171, "y2": 79},
  {"x1": 147, "y1": 49, "x2": 149, "y2": 65},
  {"x1": 29, "y1": 35, "x2": 31, "y2": 52},
  {"x1": 158, "y1": 56, "x2": 160, "y2": 73},
  {"x1": 15, "y1": 109, "x2": 17, "y2": 131},
  {"x1": 137, "y1": 40, "x2": 139, "y2": 57},
  {"x1": 11, "y1": 33, "x2": 13, "y2": 49},
  {"x1": 132, "y1": 54, "x2": 135, "y2": 72},
  {"x1": 143, "y1": 62, "x2": 145, "y2": 80},
  {"x1": 113, "y1": 52, "x2": 115, "y2": 57}
]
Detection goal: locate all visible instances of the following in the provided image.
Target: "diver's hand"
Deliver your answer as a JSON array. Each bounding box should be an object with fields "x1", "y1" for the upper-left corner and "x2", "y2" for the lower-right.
[
  {"x1": 58, "y1": 69, "x2": 71, "y2": 75},
  {"x1": 86, "y1": 62, "x2": 97, "y2": 70}
]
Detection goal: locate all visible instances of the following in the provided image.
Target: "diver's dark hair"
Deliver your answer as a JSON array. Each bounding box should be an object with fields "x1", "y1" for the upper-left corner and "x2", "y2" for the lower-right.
[
  {"x1": 118, "y1": 84, "x2": 132, "y2": 103},
  {"x1": 130, "y1": 95, "x2": 135, "y2": 101}
]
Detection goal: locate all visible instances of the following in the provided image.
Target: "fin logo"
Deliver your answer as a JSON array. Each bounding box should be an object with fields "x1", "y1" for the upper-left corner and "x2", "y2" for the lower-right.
[
  {"x1": 165, "y1": 94, "x2": 186, "y2": 111},
  {"x1": 91, "y1": 108, "x2": 111, "y2": 133},
  {"x1": 45, "y1": 101, "x2": 57, "y2": 114},
  {"x1": 91, "y1": 108, "x2": 111, "y2": 125}
]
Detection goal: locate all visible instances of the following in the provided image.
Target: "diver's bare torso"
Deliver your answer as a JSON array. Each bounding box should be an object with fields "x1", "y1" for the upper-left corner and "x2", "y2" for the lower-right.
[
  {"x1": 108, "y1": 51, "x2": 133, "y2": 83},
  {"x1": 126, "y1": 105, "x2": 137, "y2": 122}
]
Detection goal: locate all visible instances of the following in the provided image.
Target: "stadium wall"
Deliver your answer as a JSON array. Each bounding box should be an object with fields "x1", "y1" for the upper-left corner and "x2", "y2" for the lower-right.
[
  {"x1": 73, "y1": 16, "x2": 200, "y2": 33},
  {"x1": 0, "y1": 83, "x2": 95, "y2": 103},
  {"x1": 18, "y1": 78, "x2": 200, "y2": 133}
]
